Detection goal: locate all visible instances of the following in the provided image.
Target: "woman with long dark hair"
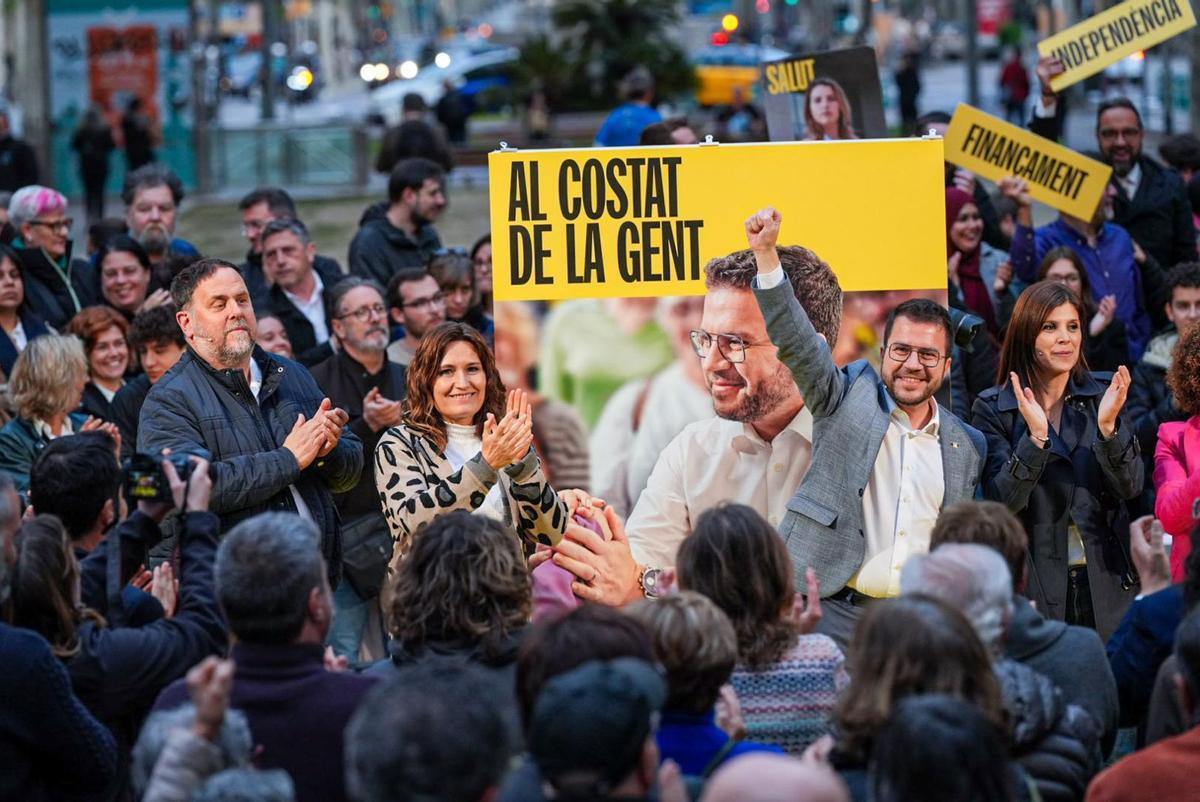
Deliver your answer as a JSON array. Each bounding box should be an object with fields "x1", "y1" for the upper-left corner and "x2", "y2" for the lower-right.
[
  {"x1": 803, "y1": 78, "x2": 857, "y2": 141},
  {"x1": 0, "y1": 243, "x2": 50, "y2": 376},
  {"x1": 374, "y1": 322, "x2": 567, "y2": 562},
  {"x1": 972, "y1": 281, "x2": 1142, "y2": 639}
]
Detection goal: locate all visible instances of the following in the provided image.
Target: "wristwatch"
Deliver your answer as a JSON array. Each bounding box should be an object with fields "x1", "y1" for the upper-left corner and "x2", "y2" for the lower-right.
[{"x1": 639, "y1": 566, "x2": 665, "y2": 599}]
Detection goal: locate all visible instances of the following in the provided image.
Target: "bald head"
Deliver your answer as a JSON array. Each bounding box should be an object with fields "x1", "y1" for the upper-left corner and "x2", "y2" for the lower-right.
[{"x1": 700, "y1": 754, "x2": 849, "y2": 802}]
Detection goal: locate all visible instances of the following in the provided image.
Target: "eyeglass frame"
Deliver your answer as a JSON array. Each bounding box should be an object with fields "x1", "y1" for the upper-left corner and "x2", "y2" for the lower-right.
[
  {"x1": 336, "y1": 303, "x2": 389, "y2": 323},
  {"x1": 27, "y1": 217, "x2": 74, "y2": 233},
  {"x1": 400, "y1": 291, "x2": 447, "y2": 311},
  {"x1": 884, "y1": 341, "x2": 949, "y2": 368},
  {"x1": 689, "y1": 329, "x2": 772, "y2": 364}
]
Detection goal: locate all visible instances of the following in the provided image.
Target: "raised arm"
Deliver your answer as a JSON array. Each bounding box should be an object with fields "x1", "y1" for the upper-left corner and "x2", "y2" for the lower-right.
[{"x1": 746, "y1": 207, "x2": 848, "y2": 418}]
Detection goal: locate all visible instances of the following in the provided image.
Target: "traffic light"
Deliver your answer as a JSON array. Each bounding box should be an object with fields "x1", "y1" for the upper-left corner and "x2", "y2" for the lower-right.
[
  {"x1": 721, "y1": 13, "x2": 739, "y2": 31},
  {"x1": 711, "y1": 30, "x2": 730, "y2": 45}
]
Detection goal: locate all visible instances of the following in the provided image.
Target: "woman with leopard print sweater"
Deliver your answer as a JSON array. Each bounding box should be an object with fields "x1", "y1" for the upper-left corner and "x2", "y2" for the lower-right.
[{"x1": 375, "y1": 322, "x2": 568, "y2": 564}]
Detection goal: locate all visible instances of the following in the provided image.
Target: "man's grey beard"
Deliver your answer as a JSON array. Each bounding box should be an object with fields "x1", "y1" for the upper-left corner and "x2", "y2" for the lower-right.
[
  {"x1": 139, "y1": 227, "x2": 170, "y2": 256},
  {"x1": 345, "y1": 329, "x2": 389, "y2": 355}
]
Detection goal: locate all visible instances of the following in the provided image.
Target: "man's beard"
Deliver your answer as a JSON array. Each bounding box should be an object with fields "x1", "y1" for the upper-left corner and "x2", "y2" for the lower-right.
[
  {"x1": 138, "y1": 225, "x2": 170, "y2": 256},
  {"x1": 710, "y1": 363, "x2": 794, "y2": 423},
  {"x1": 345, "y1": 327, "x2": 389, "y2": 355},
  {"x1": 200, "y1": 321, "x2": 254, "y2": 366}
]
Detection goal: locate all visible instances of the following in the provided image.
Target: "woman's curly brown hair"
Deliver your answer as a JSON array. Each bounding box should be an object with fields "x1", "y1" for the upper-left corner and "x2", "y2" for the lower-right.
[
  {"x1": 1168, "y1": 323, "x2": 1200, "y2": 416},
  {"x1": 402, "y1": 322, "x2": 506, "y2": 452},
  {"x1": 389, "y1": 511, "x2": 531, "y2": 661}
]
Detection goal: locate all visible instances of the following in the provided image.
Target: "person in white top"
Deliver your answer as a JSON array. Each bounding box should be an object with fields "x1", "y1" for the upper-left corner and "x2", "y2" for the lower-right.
[
  {"x1": 260, "y1": 218, "x2": 337, "y2": 366},
  {"x1": 542, "y1": 227, "x2": 845, "y2": 606}
]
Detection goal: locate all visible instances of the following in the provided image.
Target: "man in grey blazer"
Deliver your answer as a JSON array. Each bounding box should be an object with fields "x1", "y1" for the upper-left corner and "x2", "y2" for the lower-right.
[{"x1": 749, "y1": 207, "x2": 988, "y2": 647}]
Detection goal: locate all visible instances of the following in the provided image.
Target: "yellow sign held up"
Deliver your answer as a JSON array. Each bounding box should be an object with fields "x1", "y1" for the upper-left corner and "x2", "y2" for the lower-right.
[
  {"x1": 944, "y1": 104, "x2": 1113, "y2": 221},
  {"x1": 1037, "y1": 0, "x2": 1196, "y2": 91},
  {"x1": 488, "y1": 139, "x2": 947, "y2": 302}
]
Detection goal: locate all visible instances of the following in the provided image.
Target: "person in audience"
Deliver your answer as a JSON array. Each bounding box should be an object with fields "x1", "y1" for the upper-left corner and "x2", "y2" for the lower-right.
[
  {"x1": 349, "y1": 158, "x2": 445, "y2": 285},
  {"x1": 826, "y1": 595, "x2": 1007, "y2": 801},
  {"x1": 973, "y1": 280, "x2": 1143, "y2": 639},
  {"x1": 10, "y1": 458, "x2": 223, "y2": 794},
  {"x1": 111, "y1": 304, "x2": 186, "y2": 461},
  {"x1": 0, "y1": 334, "x2": 93, "y2": 495},
  {"x1": 374, "y1": 321, "x2": 566, "y2": 560},
  {"x1": 470, "y1": 233, "x2": 492, "y2": 312},
  {"x1": 0, "y1": 470, "x2": 120, "y2": 802},
  {"x1": 930, "y1": 501, "x2": 1119, "y2": 755},
  {"x1": 946, "y1": 186, "x2": 1014, "y2": 338},
  {"x1": 868, "y1": 695, "x2": 1020, "y2": 802},
  {"x1": 122, "y1": 164, "x2": 200, "y2": 283},
  {"x1": 385, "y1": 268, "x2": 447, "y2": 367},
  {"x1": 236, "y1": 186, "x2": 342, "y2": 302},
  {"x1": 7, "y1": 185, "x2": 96, "y2": 329},
  {"x1": 369, "y1": 511, "x2": 530, "y2": 684},
  {"x1": 1085, "y1": 608, "x2": 1200, "y2": 802},
  {"x1": 95, "y1": 234, "x2": 171, "y2": 320},
  {"x1": 676, "y1": 504, "x2": 846, "y2": 754},
  {"x1": 1038, "y1": 246, "x2": 1128, "y2": 372},
  {"x1": 256, "y1": 312, "x2": 295, "y2": 360},
  {"x1": 0, "y1": 241, "x2": 49, "y2": 376},
  {"x1": 628, "y1": 591, "x2": 783, "y2": 777},
  {"x1": 700, "y1": 754, "x2": 849, "y2": 802},
  {"x1": 65, "y1": 305, "x2": 129, "y2": 421},
  {"x1": 310, "y1": 276, "x2": 406, "y2": 660},
  {"x1": 1154, "y1": 314, "x2": 1200, "y2": 578},
  {"x1": 1130, "y1": 263, "x2": 1200, "y2": 509},
  {"x1": 346, "y1": 662, "x2": 514, "y2": 802},
  {"x1": 428, "y1": 250, "x2": 493, "y2": 342},
  {"x1": 493, "y1": 299, "x2": 590, "y2": 493},
  {"x1": 901, "y1": 545, "x2": 1103, "y2": 801},
  {"x1": 152, "y1": 512, "x2": 379, "y2": 802},
  {"x1": 255, "y1": 218, "x2": 341, "y2": 366}
]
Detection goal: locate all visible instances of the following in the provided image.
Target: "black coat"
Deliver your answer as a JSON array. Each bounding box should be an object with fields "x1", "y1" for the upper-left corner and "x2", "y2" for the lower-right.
[
  {"x1": 14, "y1": 241, "x2": 97, "y2": 331},
  {"x1": 972, "y1": 372, "x2": 1143, "y2": 639},
  {"x1": 309, "y1": 350, "x2": 406, "y2": 522},
  {"x1": 78, "y1": 381, "x2": 116, "y2": 423},
  {"x1": 254, "y1": 258, "x2": 344, "y2": 366},
  {"x1": 348, "y1": 208, "x2": 442, "y2": 287},
  {"x1": 111, "y1": 373, "x2": 152, "y2": 463},
  {"x1": 138, "y1": 346, "x2": 363, "y2": 587},
  {"x1": 0, "y1": 307, "x2": 49, "y2": 375},
  {"x1": 240, "y1": 248, "x2": 343, "y2": 308}
]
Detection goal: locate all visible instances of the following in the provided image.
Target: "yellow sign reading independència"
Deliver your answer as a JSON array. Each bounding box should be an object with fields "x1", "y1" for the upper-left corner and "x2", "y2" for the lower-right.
[
  {"x1": 487, "y1": 139, "x2": 947, "y2": 301},
  {"x1": 944, "y1": 104, "x2": 1112, "y2": 221},
  {"x1": 1037, "y1": 0, "x2": 1196, "y2": 91}
]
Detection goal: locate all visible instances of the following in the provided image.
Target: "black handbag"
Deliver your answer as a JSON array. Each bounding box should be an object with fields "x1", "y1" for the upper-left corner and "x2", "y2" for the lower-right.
[{"x1": 340, "y1": 512, "x2": 393, "y2": 600}]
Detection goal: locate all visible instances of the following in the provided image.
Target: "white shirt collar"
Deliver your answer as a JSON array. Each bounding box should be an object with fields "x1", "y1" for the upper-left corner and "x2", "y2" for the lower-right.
[
  {"x1": 890, "y1": 399, "x2": 940, "y2": 437},
  {"x1": 283, "y1": 270, "x2": 324, "y2": 307}
]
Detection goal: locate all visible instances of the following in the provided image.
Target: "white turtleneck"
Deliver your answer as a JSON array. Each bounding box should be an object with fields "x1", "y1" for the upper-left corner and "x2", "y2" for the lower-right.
[{"x1": 443, "y1": 421, "x2": 506, "y2": 521}]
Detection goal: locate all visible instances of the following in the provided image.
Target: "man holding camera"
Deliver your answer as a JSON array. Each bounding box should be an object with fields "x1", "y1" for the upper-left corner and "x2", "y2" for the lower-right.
[{"x1": 139, "y1": 258, "x2": 363, "y2": 586}]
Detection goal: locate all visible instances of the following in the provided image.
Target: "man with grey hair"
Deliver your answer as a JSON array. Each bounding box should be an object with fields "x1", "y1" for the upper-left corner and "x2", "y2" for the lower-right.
[
  {"x1": 139, "y1": 258, "x2": 363, "y2": 587},
  {"x1": 152, "y1": 512, "x2": 378, "y2": 802},
  {"x1": 901, "y1": 543, "x2": 1015, "y2": 655},
  {"x1": 257, "y1": 218, "x2": 342, "y2": 366},
  {"x1": 122, "y1": 163, "x2": 199, "y2": 272}
]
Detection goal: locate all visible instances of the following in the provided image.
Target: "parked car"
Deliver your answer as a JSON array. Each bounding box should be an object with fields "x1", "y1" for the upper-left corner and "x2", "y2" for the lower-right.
[{"x1": 366, "y1": 47, "x2": 519, "y2": 125}]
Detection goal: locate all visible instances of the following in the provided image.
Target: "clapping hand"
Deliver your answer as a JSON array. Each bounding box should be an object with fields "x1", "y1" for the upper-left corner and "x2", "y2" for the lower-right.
[
  {"x1": 1098, "y1": 365, "x2": 1131, "y2": 439},
  {"x1": 1129, "y1": 516, "x2": 1171, "y2": 597},
  {"x1": 362, "y1": 386, "x2": 403, "y2": 432},
  {"x1": 1010, "y1": 372, "x2": 1050, "y2": 446},
  {"x1": 481, "y1": 389, "x2": 533, "y2": 470},
  {"x1": 1090, "y1": 295, "x2": 1117, "y2": 337},
  {"x1": 993, "y1": 262, "x2": 1014, "y2": 293},
  {"x1": 187, "y1": 656, "x2": 235, "y2": 742}
]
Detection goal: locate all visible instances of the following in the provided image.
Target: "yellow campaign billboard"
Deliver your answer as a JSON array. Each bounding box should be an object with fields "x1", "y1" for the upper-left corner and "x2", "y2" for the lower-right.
[
  {"x1": 944, "y1": 104, "x2": 1113, "y2": 221},
  {"x1": 1038, "y1": 0, "x2": 1196, "y2": 91},
  {"x1": 488, "y1": 139, "x2": 947, "y2": 301}
]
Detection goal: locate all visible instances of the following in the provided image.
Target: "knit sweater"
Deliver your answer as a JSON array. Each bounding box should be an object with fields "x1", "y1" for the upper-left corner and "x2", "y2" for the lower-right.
[{"x1": 729, "y1": 634, "x2": 848, "y2": 755}]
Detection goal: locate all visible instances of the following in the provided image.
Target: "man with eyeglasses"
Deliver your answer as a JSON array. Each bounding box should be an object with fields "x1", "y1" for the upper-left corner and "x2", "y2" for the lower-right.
[
  {"x1": 256, "y1": 218, "x2": 343, "y2": 366},
  {"x1": 310, "y1": 276, "x2": 407, "y2": 662},
  {"x1": 6, "y1": 184, "x2": 97, "y2": 330},
  {"x1": 237, "y1": 186, "x2": 343, "y2": 304},
  {"x1": 1033, "y1": 58, "x2": 1197, "y2": 269},
  {"x1": 746, "y1": 207, "x2": 987, "y2": 647},
  {"x1": 1128, "y1": 263, "x2": 1200, "y2": 509},
  {"x1": 384, "y1": 268, "x2": 446, "y2": 367}
]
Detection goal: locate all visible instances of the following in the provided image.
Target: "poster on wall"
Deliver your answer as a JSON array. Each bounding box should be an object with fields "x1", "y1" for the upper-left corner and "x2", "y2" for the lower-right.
[{"x1": 47, "y1": 0, "x2": 193, "y2": 196}]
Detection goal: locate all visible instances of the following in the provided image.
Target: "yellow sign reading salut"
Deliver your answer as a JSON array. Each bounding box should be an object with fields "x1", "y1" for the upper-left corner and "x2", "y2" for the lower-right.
[
  {"x1": 1038, "y1": 0, "x2": 1196, "y2": 91},
  {"x1": 488, "y1": 138, "x2": 948, "y2": 301},
  {"x1": 945, "y1": 104, "x2": 1113, "y2": 220},
  {"x1": 764, "y1": 59, "x2": 816, "y2": 95}
]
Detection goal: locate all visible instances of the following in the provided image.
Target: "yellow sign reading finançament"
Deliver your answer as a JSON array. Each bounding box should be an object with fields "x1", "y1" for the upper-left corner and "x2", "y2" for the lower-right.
[
  {"x1": 488, "y1": 139, "x2": 947, "y2": 302},
  {"x1": 1038, "y1": 0, "x2": 1196, "y2": 91},
  {"x1": 944, "y1": 104, "x2": 1112, "y2": 220}
]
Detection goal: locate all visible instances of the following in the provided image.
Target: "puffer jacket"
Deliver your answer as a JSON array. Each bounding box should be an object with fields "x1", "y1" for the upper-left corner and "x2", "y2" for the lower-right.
[
  {"x1": 995, "y1": 659, "x2": 1101, "y2": 802},
  {"x1": 139, "y1": 346, "x2": 363, "y2": 586}
]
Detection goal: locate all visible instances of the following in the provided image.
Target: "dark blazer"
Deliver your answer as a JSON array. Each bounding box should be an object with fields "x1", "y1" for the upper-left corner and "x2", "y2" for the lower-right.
[
  {"x1": 971, "y1": 372, "x2": 1143, "y2": 639},
  {"x1": 138, "y1": 346, "x2": 363, "y2": 587},
  {"x1": 153, "y1": 642, "x2": 379, "y2": 802},
  {"x1": 14, "y1": 242, "x2": 97, "y2": 331},
  {"x1": 255, "y1": 258, "x2": 344, "y2": 366},
  {"x1": 241, "y1": 249, "x2": 343, "y2": 307},
  {"x1": 0, "y1": 309, "x2": 49, "y2": 376},
  {"x1": 309, "y1": 350, "x2": 406, "y2": 522},
  {"x1": 754, "y1": 279, "x2": 988, "y2": 595},
  {"x1": 110, "y1": 373, "x2": 152, "y2": 462},
  {"x1": 77, "y1": 381, "x2": 116, "y2": 423}
]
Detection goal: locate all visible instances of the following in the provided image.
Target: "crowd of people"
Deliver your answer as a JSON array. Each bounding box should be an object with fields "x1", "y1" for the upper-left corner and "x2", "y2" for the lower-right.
[{"x1": 1, "y1": 52, "x2": 1200, "y2": 802}]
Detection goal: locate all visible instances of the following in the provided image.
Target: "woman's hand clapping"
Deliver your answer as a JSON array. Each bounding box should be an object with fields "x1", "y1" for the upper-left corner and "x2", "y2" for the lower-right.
[{"x1": 481, "y1": 389, "x2": 534, "y2": 470}]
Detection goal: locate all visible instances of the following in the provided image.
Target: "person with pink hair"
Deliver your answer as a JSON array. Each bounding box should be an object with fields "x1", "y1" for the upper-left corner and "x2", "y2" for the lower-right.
[{"x1": 6, "y1": 185, "x2": 96, "y2": 329}]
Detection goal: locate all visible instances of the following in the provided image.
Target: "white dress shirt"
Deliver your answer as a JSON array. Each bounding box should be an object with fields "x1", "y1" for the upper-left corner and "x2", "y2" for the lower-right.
[
  {"x1": 283, "y1": 270, "x2": 329, "y2": 344},
  {"x1": 249, "y1": 359, "x2": 313, "y2": 522},
  {"x1": 851, "y1": 401, "x2": 945, "y2": 597},
  {"x1": 626, "y1": 407, "x2": 814, "y2": 570},
  {"x1": 9, "y1": 320, "x2": 27, "y2": 352},
  {"x1": 1116, "y1": 162, "x2": 1142, "y2": 200}
]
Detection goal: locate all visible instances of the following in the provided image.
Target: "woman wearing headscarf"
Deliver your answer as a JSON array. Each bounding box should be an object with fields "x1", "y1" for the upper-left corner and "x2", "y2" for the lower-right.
[{"x1": 946, "y1": 187, "x2": 1015, "y2": 338}]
